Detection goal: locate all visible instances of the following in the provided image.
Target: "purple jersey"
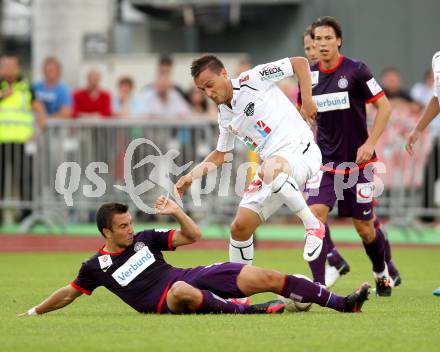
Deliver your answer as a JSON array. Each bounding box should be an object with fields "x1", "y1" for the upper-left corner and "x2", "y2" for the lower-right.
[
  {"x1": 299, "y1": 56, "x2": 384, "y2": 171},
  {"x1": 71, "y1": 229, "x2": 176, "y2": 313}
]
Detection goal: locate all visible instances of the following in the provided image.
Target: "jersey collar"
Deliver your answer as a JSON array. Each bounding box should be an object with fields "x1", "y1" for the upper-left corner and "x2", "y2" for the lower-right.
[
  {"x1": 99, "y1": 245, "x2": 126, "y2": 256},
  {"x1": 318, "y1": 55, "x2": 345, "y2": 74}
]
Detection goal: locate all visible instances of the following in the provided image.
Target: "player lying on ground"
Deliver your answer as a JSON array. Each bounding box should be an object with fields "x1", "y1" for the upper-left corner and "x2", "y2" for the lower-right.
[{"x1": 19, "y1": 196, "x2": 370, "y2": 316}]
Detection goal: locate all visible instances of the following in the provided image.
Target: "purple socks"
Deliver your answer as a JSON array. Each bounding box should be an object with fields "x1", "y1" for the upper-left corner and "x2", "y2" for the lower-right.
[{"x1": 281, "y1": 275, "x2": 346, "y2": 312}]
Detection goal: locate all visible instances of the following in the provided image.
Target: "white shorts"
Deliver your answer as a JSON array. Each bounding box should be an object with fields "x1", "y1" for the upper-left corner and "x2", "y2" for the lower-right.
[{"x1": 239, "y1": 136, "x2": 322, "y2": 221}]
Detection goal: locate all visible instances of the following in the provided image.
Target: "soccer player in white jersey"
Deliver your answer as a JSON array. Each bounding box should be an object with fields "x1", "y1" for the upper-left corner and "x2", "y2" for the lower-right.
[
  {"x1": 176, "y1": 55, "x2": 325, "y2": 281},
  {"x1": 406, "y1": 51, "x2": 440, "y2": 296}
]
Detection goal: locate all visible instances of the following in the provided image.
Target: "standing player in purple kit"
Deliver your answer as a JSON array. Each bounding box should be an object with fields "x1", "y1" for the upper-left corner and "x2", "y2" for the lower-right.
[
  {"x1": 299, "y1": 16, "x2": 400, "y2": 296},
  {"x1": 20, "y1": 196, "x2": 370, "y2": 316},
  {"x1": 302, "y1": 25, "x2": 351, "y2": 287}
]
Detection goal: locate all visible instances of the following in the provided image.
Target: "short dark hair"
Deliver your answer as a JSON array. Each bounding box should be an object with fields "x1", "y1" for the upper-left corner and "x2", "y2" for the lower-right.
[
  {"x1": 118, "y1": 76, "x2": 134, "y2": 88},
  {"x1": 311, "y1": 16, "x2": 343, "y2": 47},
  {"x1": 96, "y1": 203, "x2": 129, "y2": 237},
  {"x1": 303, "y1": 25, "x2": 313, "y2": 39},
  {"x1": 159, "y1": 55, "x2": 173, "y2": 66},
  {"x1": 190, "y1": 55, "x2": 225, "y2": 79}
]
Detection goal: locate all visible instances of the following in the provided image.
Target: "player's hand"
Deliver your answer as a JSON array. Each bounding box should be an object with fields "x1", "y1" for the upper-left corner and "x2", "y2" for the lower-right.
[
  {"x1": 300, "y1": 98, "x2": 317, "y2": 124},
  {"x1": 406, "y1": 130, "x2": 421, "y2": 156},
  {"x1": 356, "y1": 141, "x2": 375, "y2": 164},
  {"x1": 155, "y1": 196, "x2": 180, "y2": 216},
  {"x1": 175, "y1": 174, "x2": 193, "y2": 198}
]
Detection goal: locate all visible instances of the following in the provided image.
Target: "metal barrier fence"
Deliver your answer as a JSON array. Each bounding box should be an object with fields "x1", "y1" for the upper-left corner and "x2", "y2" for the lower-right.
[{"x1": 0, "y1": 118, "x2": 439, "y2": 233}]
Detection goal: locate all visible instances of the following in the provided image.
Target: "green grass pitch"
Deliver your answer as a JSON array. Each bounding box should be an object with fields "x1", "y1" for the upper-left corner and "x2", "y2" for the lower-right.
[{"x1": 1, "y1": 248, "x2": 439, "y2": 352}]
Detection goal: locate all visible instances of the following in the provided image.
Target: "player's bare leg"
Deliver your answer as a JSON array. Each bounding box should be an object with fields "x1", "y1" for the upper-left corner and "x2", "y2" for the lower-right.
[
  {"x1": 258, "y1": 155, "x2": 325, "y2": 262},
  {"x1": 236, "y1": 265, "x2": 370, "y2": 313},
  {"x1": 353, "y1": 218, "x2": 392, "y2": 296},
  {"x1": 166, "y1": 281, "x2": 283, "y2": 315},
  {"x1": 228, "y1": 207, "x2": 261, "y2": 304},
  {"x1": 310, "y1": 204, "x2": 351, "y2": 287}
]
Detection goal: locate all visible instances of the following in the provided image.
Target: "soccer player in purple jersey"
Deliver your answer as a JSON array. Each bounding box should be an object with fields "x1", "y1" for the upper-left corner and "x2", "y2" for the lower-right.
[
  {"x1": 298, "y1": 16, "x2": 400, "y2": 296},
  {"x1": 20, "y1": 196, "x2": 370, "y2": 316},
  {"x1": 302, "y1": 25, "x2": 352, "y2": 288}
]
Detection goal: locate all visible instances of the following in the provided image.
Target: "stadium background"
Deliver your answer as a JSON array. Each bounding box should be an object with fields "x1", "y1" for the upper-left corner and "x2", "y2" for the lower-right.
[{"x1": 1, "y1": 1, "x2": 439, "y2": 351}]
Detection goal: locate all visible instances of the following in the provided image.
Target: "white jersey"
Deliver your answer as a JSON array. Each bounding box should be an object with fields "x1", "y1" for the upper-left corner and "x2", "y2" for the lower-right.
[
  {"x1": 216, "y1": 58, "x2": 312, "y2": 160},
  {"x1": 433, "y1": 51, "x2": 440, "y2": 106}
]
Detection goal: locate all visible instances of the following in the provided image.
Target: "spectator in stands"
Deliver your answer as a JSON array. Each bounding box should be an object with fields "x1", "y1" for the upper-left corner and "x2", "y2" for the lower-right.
[
  {"x1": 380, "y1": 67, "x2": 420, "y2": 113},
  {"x1": 113, "y1": 76, "x2": 143, "y2": 118},
  {"x1": 411, "y1": 68, "x2": 434, "y2": 108},
  {"x1": 235, "y1": 59, "x2": 251, "y2": 76},
  {"x1": 33, "y1": 57, "x2": 72, "y2": 118},
  {"x1": 73, "y1": 68, "x2": 112, "y2": 118},
  {"x1": 187, "y1": 85, "x2": 217, "y2": 119},
  {"x1": 156, "y1": 55, "x2": 187, "y2": 100},
  {"x1": 139, "y1": 74, "x2": 190, "y2": 119},
  {"x1": 0, "y1": 55, "x2": 46, "y2": 224}
]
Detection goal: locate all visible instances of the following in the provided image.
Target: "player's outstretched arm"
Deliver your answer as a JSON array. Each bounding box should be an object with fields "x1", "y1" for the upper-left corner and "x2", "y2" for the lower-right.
[
  {"x1": 155, "y1": 196, "x2": 202, "y2": 247},
  {"x1": 175, "y1": 149, "x2": 229, "y2": 197},
  {"x1": 290, "y1": 56, "x2": 317, "y2": 123},
  {"x1": 18, "y1": 284, "x2": 82, "y2": 317},
  {"x1": 356, "y1": 95, "x2": 392, "y2": 164},
  {"x1": 406, "y1": 96, "x2": 440, "y2": 155}
]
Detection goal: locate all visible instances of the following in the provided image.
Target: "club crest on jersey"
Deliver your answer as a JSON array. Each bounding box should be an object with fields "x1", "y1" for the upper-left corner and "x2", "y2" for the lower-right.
[
  {"x1": 254, "y1": 120, "x2": 271, "y2": 138},
  {"x1": 338, "y1": 76, "x2": 349, "y2": 89},
  {"x1": 134, "y1": 241, "x2": 145, "y2": 252},
  {"x1": 98, "y1": 254, "x2": 113, "y2": 271},
  {"x1": 259, "y1": 64, "x2": 283, "y2": 81},
  {"x1": 244, "y1": 102, "x2": 255, "y2": 117}
]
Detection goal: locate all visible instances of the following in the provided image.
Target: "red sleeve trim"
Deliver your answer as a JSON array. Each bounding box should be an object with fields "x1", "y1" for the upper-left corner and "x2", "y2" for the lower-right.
[
  {"x1": 366, "y1": 91, "x2": 385, "y2": 104},
  {"x1": 156, "y1": 283, "x2": 171, "y2": 314},
  {"x1": 168, "y1": 229, "x2": 176, "y2": 250},
  {"x1": 70, "y1": 281, "x2": 92, "y2": 295},
  {"x1": 320, "y1": 157, "x2": 379, "y2": 175}
]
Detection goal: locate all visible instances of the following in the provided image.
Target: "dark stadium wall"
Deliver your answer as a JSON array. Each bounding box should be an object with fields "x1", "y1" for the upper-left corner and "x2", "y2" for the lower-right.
[{"x1": 142, "y1": 0, "x2": 438, "y2": 88}]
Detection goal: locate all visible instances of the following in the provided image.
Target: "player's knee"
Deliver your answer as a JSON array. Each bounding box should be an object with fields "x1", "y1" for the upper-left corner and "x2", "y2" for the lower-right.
[
  {"x1": 230, "y1": 221, "x2": 252, "y2": 241},
  {"x1": 168, "y1": 281, "x2": 194, "y2": 302},
  {"x1": 310, "y1": 206, "x2": 328, "y2": 223}
]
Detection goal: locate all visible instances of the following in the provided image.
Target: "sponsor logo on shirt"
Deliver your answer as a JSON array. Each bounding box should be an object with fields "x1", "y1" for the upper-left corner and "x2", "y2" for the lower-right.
[
  {"x1": 239, "y1": 74, "x2": 249, "y2": 85},
  {"x1": 356, "y1": 183, "x2": 374, "y2": 203},
  {"x1": 112, "y1": 246, "x2": 156, "y2": 287},
  {"x1": 244, "y1": 102, "x2": 255, "y2": 117},
  {"x1": 366, "y1": 78, "x2": 382, "y2": 96},
  {"x1": 254, "y1": 120, "x2": 272, "y2": 138},
  {"x1": 259, "y1": 64, "x2": 283, "y2": 81},
  {"x1": 246, "y1": 178, "x2": 263, "y2": 193},
  {"x1": 338, "y1": 76, "x2": 349, "y2": 89},
  {"x1": 311, "y1": 71, "x2": 319, "y2": 87},
  {"x1": 312, "y1": 92, "x2": 350, "y2": 112},
  {"x1": 98, "y1": 254, "x2": 113, "y2": 271},
  {"x1": 243, "y1": 136, "x2": 258, "y2": 151}
]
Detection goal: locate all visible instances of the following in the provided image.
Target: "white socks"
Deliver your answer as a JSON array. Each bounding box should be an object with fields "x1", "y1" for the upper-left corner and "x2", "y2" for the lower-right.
[
  {"x1": 229, "y1": 236, "x2": 254, "y2": 265},
  {"x1": 271, "y1": 172, "x2": 320, "y2": 229}
]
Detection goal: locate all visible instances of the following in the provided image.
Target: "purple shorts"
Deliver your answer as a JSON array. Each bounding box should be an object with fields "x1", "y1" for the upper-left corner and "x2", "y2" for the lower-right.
[
  {"x1": 306, "y1": 169, "x2": 374, "y2": 220},
  {"x1": 157, "y1": 262, "x2": 246, "y2": 314}
]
